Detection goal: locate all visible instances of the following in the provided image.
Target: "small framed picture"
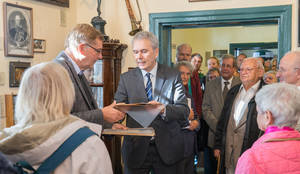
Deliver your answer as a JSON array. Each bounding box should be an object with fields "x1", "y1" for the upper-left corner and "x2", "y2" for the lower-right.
[
  {"x1": 34, "y1": 39, "x2": 46, "y2": 53},
  {"x1": 3, "y1": 2, "x2": 33, "y2": 58},
  {"x1": 9, "y1": 61, "x2": 31, "y2": 87}
]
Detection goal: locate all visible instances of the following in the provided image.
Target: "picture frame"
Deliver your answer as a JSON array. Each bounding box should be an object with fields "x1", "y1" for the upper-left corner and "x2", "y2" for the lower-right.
[
  {"x1": 5, "y1": 94, "x2": 17, "y2": 127},
  {"x1": 213, "y1": 50, "x2": 228, "y2": 59},
  {"x1": 3, "y1": 2, "x2": 33, "y2": 58},
  {"x1": 9, "y1": 61, "x2": 31, "y2": 87},
  {"x1": 33, "y1": 0, "x2": 69, "y2": 8},
  {"x1": 34, "y1": 39, "x2": 46, "y2": 53}
]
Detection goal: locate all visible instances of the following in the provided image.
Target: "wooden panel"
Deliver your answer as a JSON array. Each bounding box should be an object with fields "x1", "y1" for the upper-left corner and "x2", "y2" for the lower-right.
[{"x1": 5, "y1": 95, "x2": 14, "y2": 127}]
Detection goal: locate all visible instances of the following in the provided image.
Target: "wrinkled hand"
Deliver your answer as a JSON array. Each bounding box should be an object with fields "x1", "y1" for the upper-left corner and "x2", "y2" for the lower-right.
[
  {"x1": 148, "y1": 101, "x2": 165, "y2": 114},
  {"x1": 102, "y1": 101, "x2": 125, "y2": 123},
  {"x1": 112, "y1": 123, "x2": 128, "y2": 130},
  {"x1": 188, "y1": 109, "x2": 194, "y2": 120},
  {"x1": 214, "y1": 149, "x2": 220, "y2": 159},
  {"x1": 188, "y1": 120, "x2": 199, "y2": 131}
]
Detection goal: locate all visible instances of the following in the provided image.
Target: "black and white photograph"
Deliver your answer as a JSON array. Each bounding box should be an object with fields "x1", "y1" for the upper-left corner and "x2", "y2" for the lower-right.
[
  {"x1": 33, "y1": 39, "x2": 46, "y2": 53},
  {"x1": 3, "y1": 2, "x2": 33, "y2": 58}
]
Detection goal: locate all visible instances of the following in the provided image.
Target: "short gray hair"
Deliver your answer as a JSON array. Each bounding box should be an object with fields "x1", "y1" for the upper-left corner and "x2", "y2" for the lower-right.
[
  {"x1": 221, "y1": 54, "x2": 237, "y2": 68},
  {"x1": 175, "y1": 61, "x2": 194, "y2": 73},
  {"x1": 255, "y1": 83, "x2": 300, "y2": 128},
  {"x1": 14, "y1": 62, "x2": 75, "y2": 129},
  {"x1": 65, "y1": 23, "x2": 103, "y2": 49},
  {"x1": 132, "y1": 31, "x2": 158, "y2": 50}
]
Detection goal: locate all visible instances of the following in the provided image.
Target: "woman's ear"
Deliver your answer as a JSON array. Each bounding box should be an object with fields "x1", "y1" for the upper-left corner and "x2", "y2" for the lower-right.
[{"x1": 265, "y1": 110, "x2": 274, "y2": 127}]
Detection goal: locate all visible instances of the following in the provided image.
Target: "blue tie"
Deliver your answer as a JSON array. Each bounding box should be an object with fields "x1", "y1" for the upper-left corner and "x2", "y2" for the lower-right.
[{"x1": 145, "y1": 73, "x2": 153, "y2": 101}]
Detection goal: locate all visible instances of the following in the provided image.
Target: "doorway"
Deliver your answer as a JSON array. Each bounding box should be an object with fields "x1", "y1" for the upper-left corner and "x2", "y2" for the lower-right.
[{"x1": 149, "y1": 5, "x2": 291, "y2": 67}]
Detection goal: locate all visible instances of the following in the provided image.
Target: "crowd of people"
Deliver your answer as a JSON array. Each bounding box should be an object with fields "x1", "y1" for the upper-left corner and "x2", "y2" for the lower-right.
[{"x1": 1, "y1": 24, "x2": 300, "y2": 174}]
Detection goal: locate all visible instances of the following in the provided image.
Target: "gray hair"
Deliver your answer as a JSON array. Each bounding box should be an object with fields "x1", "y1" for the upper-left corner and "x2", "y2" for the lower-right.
[
  {"x1": 242, "y1": 57, "x2": 265, "y2": 71},
  {"x1": 176, "y1": 44, "x2": 192, "y2": 57},
  {"x1": 175, "y1": 61, "x2": 194, "y2": 73},
  {"x1": 14, "y1": 62, "x2": 75, "y2": 129},
  {"x1": 132, "y1": 31, "x2": 159, "y2": 50},
  {"x1": 255, "y1": 83, "x2": 300, "y2": 128},
  {"x1": 221, "y1": 54, "x2": 237, "y2": 69},
  {"x1": 65, "y1": 23, "x2": 103, "y2": 49}
]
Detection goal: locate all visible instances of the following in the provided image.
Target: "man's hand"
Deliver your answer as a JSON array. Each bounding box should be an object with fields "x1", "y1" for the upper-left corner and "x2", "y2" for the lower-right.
[
  {"x1": 148, "y1": 101, "x2": 165, "y2": 114},
  {"x1": 214, "y1": 149, "x2": 221, "y2": 158},
  {"x1": 188, "y1": 109, "x2": 194, "y2": 120},
  {"x1": 112, "y1": 123, "x2": 128, "y2": 130},
  {"x1": 102, "y1": 101, "x2": 125, "y2": 123},
  {"x1": 188, "y1": 120, "x2": 199, "y2": 131}
]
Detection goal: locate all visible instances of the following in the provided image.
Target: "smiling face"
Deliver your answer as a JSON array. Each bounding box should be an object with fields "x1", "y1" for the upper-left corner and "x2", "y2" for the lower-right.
[
  {"x1": 208, "y1": 58, "x2": 219, "y2": 70},
  {"x1": 239, "y1": 59, "x2": 264, "y2": 90},
  {"x1": 177, "y1": 45, "x2": 192, "y2": 62},
  {"x1": 264, "y1": 73, "x2": 277, "y2": 84},
  {"x1": 133, "y1": 39, "x2": 158, "y2": 72},
  {"x1": 191, "y1": 56, "x2": 202, "y2": 71},
  {"x1": 178, "y1": 65, "x2": 191, "y2": 85},
  {"x1": 220, "y1": 58, "x2": 235, "y2": 80}
]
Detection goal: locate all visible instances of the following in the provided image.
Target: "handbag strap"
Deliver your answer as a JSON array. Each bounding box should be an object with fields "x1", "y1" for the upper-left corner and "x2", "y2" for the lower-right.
[{"x1": 36, "y1": 126, "x2": 97, "y2": 174}]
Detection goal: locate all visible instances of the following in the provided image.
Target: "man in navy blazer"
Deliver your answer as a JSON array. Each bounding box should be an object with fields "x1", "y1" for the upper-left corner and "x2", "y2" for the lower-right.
[
  {"x1": 114, "y1": 31, "x2": 189, "y2": 174},
  {"x1": 55, "y1": 24, "x2": 124, "y2": 126}
]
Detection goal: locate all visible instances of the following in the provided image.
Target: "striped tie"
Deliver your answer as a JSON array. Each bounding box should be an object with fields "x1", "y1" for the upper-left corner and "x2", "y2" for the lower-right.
[{"x1": 145, "y1": 73, "x2": 153, "y2": 101}]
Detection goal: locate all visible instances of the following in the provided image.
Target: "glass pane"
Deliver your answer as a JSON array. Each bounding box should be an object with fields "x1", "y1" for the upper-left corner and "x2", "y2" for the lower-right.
[
  {"x1": 93, "y1": 60, "x2": 103, "y2": 84},
  {"x1": 91, "y1": 87, "x2": 103, "y2": 108}
]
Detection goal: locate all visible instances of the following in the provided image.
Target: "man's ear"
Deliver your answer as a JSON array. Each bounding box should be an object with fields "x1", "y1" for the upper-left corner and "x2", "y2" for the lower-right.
[
  {"x1": 78, "y1": 43, "x2": 86, "y2": 55},
  {"x1": 154, "y1": 48, "x2": 159, "y2": 58}
]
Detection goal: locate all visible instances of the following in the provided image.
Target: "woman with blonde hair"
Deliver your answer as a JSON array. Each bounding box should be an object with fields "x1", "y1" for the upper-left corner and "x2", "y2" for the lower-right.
[{"x1": 0, "y1": 62, "x2": 112, "y2": 174}]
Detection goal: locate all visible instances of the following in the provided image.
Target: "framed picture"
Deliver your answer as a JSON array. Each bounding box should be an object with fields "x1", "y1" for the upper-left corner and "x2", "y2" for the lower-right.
[
  {"x1": 5, "y1": 94, "x2": 17, "y2": 127},
  {"x1": 33, "y1": 0, "x2": 69, "y2": 7},
  {"x1": 34, "y1": 39, "x2": 46, "y2": 53},
  {"x1": 3, "y1": 2, "x2": 33, "y2": 58},
  {"x1": 9, "y1": 61, "x2": 31, "y2": 87}
]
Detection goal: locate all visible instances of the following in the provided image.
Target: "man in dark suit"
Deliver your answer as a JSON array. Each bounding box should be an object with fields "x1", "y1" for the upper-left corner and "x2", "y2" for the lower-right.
[
  {"x1": 114, "y1": 31, "x2": 189, "y2": 174},
  {"x1": 55, "y1": 24, "x2": 124, "y2": 126},
  {"x1": 202, "y1": 54, "x2": 240, "y2": 174},
  {"x1": 214, "y1": 58, "x2": 264, "y2": 174}
]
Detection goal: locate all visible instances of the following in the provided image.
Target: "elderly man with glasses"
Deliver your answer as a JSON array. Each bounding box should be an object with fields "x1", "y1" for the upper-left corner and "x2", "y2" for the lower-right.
[
  {"x1": 54, "y1": 24, "x2": 125, "y2": 127},
  {"x1": 276, "y1": 51, "x2": 300, "y2": 130}
]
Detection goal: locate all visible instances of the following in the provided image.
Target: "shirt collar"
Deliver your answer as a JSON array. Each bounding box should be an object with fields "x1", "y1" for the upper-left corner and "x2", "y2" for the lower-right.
[
  {"x1": 65, "y1": 51, "x2": 82, "y2": 75},
  {"x1": 221, "y1": 76, "x2": 233, "y2": 85},
  {"x1": 240, "y1": 80, "x2": 261, "y2": 93},
  {"x1": 141, "y1": 62, "x2": 158, "y2": 77}
]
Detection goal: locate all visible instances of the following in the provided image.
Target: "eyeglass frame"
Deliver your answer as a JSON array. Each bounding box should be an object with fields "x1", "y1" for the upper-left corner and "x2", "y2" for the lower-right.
[{"x1": 85, "y1": 43, "x2": 103, "y2": 54}]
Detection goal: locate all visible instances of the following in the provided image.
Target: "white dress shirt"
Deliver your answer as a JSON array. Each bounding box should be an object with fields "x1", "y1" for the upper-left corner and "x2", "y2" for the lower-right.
[
  {"x1": 221, "y1": 76, "x2": 234, "y2": 91},
  {"x1": 233, "y1": 80, "x2": 261, "y2": 126},
  {"x1": 141, "y1": 62, "x2": 158, "y2": 96}
]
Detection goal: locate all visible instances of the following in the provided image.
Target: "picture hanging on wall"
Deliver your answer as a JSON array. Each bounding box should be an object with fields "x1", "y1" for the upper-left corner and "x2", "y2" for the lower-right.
[
  {"x1": 9, "y1": 61, "x2": 31, "y2": 87},
  {"x1": 3, "y1": 2, "x2": 33, "y2": 58},
  {"x1": 33, "y1": 39, "x2": 46, "y2": 53}
]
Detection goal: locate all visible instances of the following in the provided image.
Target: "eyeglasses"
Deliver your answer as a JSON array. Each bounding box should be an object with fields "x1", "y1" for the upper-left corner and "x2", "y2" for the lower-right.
[
  {"x1": 239, "y1": 67, "x2": 256, "y2": 73},
  {"x1": 86, "y1": 44, "x2": 103, "y2": 54}
]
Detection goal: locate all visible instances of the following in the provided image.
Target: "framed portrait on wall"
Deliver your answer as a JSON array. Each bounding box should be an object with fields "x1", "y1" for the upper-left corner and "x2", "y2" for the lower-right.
[
  {"x1": 3, "y1": 2, "x2": 33, "y2": 58},
  {"x1": 33, "y1": 39, "x2": 46, "y2": 53},
  {"x1": 9, "y1": 61, "x2": 31, "y2": 87}
]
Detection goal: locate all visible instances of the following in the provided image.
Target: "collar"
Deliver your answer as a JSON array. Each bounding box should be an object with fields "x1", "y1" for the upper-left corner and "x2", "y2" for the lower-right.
[
  {"x1": 64, "y1": 51, "x2": 82, "y2": 75},
  {"x1": 141, "y1": 62, "x2": 158, "y2": 77},
  {"x1": 265, "y1": 125, "x2": 294, "y2": 134},
  {"x1": 221, "y1": 76, "x2": 233, "y2": 85},
  {"x1": 240, "y1": 80, "x2": 261, "y2": 93}
]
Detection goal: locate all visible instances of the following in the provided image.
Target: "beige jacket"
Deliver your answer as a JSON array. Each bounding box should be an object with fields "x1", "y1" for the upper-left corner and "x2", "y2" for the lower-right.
[{"x1": 0, "y1": 116, "x2": 112, "y2": 174}]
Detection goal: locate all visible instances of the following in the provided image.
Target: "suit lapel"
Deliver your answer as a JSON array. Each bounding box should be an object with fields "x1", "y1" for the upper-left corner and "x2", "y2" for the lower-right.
[
  {"x1": 154, "y1": 64, "x2": 166, "y2": 102},
  {"x1": 58, "y1": 53, "x2": 95, "y2": 109}
]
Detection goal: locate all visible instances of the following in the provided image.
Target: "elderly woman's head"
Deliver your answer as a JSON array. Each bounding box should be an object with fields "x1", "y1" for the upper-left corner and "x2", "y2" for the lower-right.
[
  {"x1": 263, "y1": 71, "x2": 278, "y2": 84},
  {"x1": 15, "y1": 62, "x2": 75, "y2": 128},
  {"x1": 175, "y1": 61, "x2": 193, "y2": 86},
  {"x1": 255, "y1": 83, "x2": 300, "y2": 130}
]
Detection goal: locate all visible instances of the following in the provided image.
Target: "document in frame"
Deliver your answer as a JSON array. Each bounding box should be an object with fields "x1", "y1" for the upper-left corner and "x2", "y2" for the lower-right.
[{"x1": 114, "y1": 103, "x2": 164, "y2": 128}]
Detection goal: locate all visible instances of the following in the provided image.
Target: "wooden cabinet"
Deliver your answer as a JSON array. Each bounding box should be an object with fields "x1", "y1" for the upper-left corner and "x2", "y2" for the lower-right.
[{"x1": 91, "y1": 40, "x2": 127, "y2": 174}]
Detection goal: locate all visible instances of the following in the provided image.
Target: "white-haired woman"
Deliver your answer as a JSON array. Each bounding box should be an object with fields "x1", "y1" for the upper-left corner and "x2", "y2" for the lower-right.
[
  {"x1": 0, "y1": 62, "x2": 112, "y2": 174},
  {"x1": 235, "y1": 83, "x2": 300, "y2": 174}
]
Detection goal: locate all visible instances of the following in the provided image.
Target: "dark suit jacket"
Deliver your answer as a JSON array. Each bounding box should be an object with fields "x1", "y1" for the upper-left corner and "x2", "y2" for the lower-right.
[
  {"x1": 54, "y1": 51, "x2": 107, "y2": 126},
  {"x1": 114, "y1": 63, "x2": 189, "y2": 168},
  {"x1": 214, "y1": 80, "x2": 264, "y2": 174}
]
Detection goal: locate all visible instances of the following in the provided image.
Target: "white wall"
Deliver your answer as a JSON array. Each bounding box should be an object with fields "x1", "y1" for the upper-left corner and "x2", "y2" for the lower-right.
[{"x1": 0, "y1": 0, "x2": 77, "y2": 95}]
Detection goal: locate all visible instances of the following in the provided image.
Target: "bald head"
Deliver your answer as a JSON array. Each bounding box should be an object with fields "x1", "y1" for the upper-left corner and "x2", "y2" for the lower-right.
[
  {"x1": 176, "y1": 44, "x2": 192, "y2": 62},
  {"x1": 276, "y1": 51, "x2": 300, "y2": 86}
]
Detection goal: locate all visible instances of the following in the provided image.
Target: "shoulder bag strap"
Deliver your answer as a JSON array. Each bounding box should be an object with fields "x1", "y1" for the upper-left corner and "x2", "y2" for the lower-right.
[{"x1": 36, "y1": 126, "x2": 97, "y2": 174}]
